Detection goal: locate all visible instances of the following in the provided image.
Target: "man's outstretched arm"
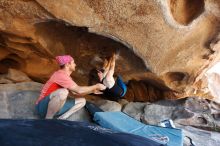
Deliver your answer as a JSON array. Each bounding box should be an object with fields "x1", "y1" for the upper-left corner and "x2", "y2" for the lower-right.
[{"x1": 69, "y1": 83, "x2": 106, "y2": 96}]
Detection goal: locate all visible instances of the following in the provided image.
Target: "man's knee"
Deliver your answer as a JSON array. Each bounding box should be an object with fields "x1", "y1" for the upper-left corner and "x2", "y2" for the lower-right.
[{"x1": 56, "y1": 88, "x2": 69, "y2": 100}]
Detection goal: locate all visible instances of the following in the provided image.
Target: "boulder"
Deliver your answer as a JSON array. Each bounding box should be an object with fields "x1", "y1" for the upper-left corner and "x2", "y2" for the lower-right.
[
  {"x1": 122, "y1": 102, "x2": 149, "y2": 121},
  {"x1": 67, "y1": 108, "x2": 92, "y2": 122},
  {"x1": 0, "y1": 68, "x2": 32, "y2": 83},
  {"x1": 95, "y1": 100, "x2": 122, "y2": 112},
  {"x1": 142, "y1": 97, "x2": 220, "y2": 131},
  {"x1": 143, "y1": 100, "x2": 179, "y2": 124},
  {"x1": 179, "y1": 124, "x2": 220, "y2": 146},
  {"x1": 0, "y1": 82, "x2": 91, "y2": 121},
  {"x1": 0, "y1": 82, "x2": 42, "y2": 119}
]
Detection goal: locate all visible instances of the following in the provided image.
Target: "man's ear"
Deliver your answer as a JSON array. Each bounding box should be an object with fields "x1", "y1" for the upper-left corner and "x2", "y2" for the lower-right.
[{"x1": 66, "y1": 62, "x2": 71, "y2": 67}]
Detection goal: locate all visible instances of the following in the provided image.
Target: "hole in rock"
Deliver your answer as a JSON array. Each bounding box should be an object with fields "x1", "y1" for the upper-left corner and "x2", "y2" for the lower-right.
[
  {"x1": 197, "y1": 117, "x2": 208, "y2": 125},
  {"x1": 213, "y1": 114, "x2": 220, "y2": 121},
  {"x1": 0, "y1": 52, "x2": 25, "y2": 74},
  {"x1": 169, "y1": 0, "x2": 205, "y2": 25},
  {"x1": 0, "y1": 58, "x2": 21, "y2": 73},
  {"x1": 163, "y1": 72, "x2": 187, "y2": 83}
]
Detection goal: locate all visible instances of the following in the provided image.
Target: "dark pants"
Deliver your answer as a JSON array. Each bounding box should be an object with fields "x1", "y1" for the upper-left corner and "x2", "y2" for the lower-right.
[{"x1": 104, "y1": 76, "x2": 127, "y2": 100}]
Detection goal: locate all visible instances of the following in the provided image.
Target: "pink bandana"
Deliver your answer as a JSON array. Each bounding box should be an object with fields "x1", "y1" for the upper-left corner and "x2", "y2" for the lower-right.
[{"x1": 55, "y1": 55, "x2": 74, "y2": 66}]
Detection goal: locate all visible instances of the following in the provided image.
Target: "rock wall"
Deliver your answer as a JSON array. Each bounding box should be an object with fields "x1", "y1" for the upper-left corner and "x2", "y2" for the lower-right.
[{"x1": 0, "y1": 0, "x2": 220, "y2": 101}]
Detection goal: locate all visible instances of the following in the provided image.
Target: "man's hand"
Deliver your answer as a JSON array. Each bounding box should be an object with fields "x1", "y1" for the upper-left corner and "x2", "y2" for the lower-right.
[
  {"x1": 96, "y1": 83, "x2": 106, "y2": 90},
  {"x1": 93, "y1": 90, "x2": 103, "y2": 94},
  {"x1": 93, "y1": 83, "x2": 106, "y2": 94}
]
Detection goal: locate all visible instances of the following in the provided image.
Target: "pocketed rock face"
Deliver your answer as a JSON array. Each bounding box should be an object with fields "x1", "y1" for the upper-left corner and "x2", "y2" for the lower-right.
[
  {"x1": 0, "y1": 0, "x2": 58, "y2": 82},
  {"x1": 142, "y1": 97, "x2": 220, "y2": 132},
  {"x1": 0, "y1": 0, "x2": 219, "y2": 101}
]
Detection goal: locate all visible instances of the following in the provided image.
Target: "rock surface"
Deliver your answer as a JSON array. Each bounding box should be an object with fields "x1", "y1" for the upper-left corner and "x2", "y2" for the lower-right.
[
  {"x1": 179, "y1": 125, "x2": 220, "y2": 146},
  {"x1": 0, "y1": 82, "x2": 92, "y2": 121},
  {"x1": 0, "y1": 1, "x2": 220, "y2": 145},
  {"x1": 0, "y1": 81, "x2": 220, "y2": 146},
  {"x1": 0, "y1": 68, "x2": 32, "y2": 83},
  {"x1": 0, "y1": 0, "x2": 219, "y2": 101},
  {"x1": 0, "y1": 82, "x2": 42, "y2": 119},
  {"x1": 95, "y1": 100, "x2": 122, "y2": 112},
  {"x1": 142, "y1": 97, "x2": 220, "y2": 132},
  {"x1": 122, "y1": 102, "x2": 148, "y2": 121}
]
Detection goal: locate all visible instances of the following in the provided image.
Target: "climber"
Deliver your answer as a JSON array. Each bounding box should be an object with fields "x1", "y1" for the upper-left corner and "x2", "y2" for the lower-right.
[
  {"x1": 35, "y1": 55, "x2": 106, "y2": 119},
  {"x1": 97, "y1": 53, "x2": 127, "y2": 101}
]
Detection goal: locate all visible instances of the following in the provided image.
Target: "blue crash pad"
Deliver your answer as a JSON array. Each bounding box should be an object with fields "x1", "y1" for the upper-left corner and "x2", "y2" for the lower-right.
[
  {"x1": 0, "y1": 119, "x2": 164, "y2": 146},
  {"x1": 94, "y1": 112, "x2": 184, "y2": 146}
]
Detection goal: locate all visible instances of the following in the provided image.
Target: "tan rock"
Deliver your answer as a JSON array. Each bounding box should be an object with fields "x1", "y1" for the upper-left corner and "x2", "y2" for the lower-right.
[
  {"x1": 5, "y1": 68, "x2": 32, "y2": 83},
  {"x1": 0, "y1": 0, "x2": 219, "y2": 101},
  {"x1": 169, "y1": 0, "x2": 205, "y2": 25}
]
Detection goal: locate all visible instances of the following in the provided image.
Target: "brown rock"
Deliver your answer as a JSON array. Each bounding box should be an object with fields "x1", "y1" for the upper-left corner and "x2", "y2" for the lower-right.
[
  {"x1": 169, "y1": 0, "x2": 205, "y2": 25},
  {"x1": 0, "y1": 0, "x2": 219, "y2": 101},
  {"x1": 5, "y1": 68, "x2": 32, "y2": 83}
]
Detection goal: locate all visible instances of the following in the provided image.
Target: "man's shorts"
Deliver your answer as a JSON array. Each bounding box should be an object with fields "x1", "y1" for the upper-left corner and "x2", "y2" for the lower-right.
[{"x1": 35, "y1": 95, "x2": 75, "y2": 119}]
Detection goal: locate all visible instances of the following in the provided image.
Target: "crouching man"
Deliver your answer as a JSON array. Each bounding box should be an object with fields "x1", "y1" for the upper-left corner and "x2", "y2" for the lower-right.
[{"x1": 35, "y1": 55, "x2": 106, "y2": 119}]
